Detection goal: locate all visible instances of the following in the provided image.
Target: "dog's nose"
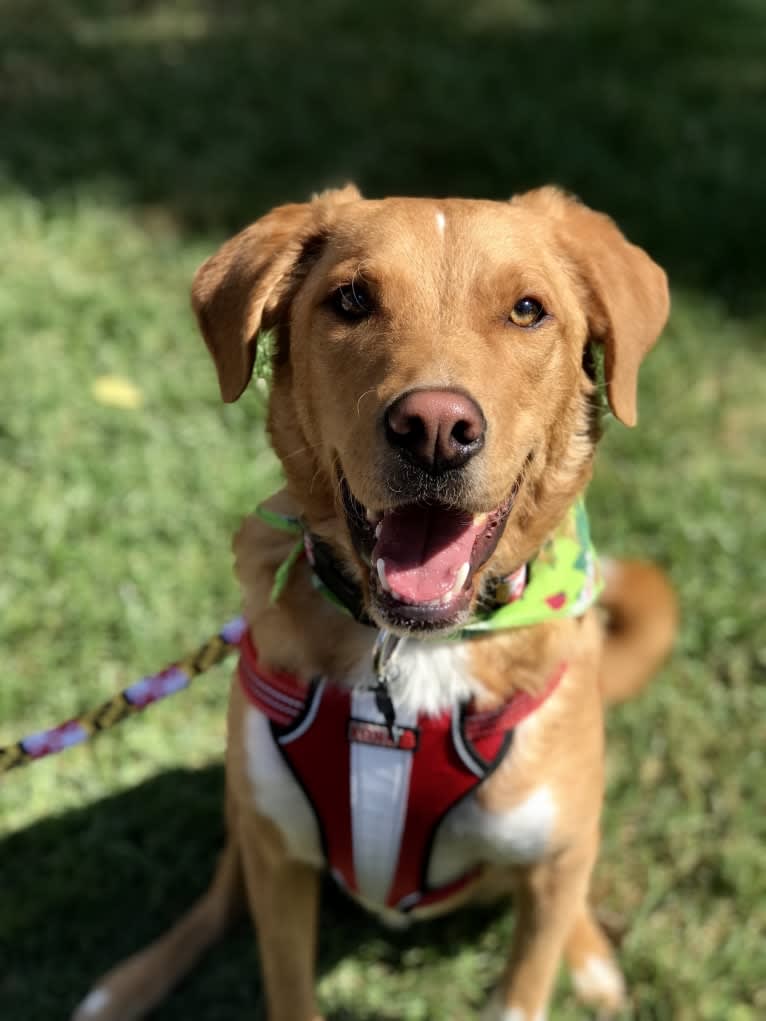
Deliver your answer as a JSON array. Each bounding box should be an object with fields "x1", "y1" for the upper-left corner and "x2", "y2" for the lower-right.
[{"x1": 385, "y1": 388, "x2": 486, "y2": 473}]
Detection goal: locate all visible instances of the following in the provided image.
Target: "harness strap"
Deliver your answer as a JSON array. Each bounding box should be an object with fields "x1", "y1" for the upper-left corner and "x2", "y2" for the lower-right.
[
  {"x1": 238, "y1": 629, "x2": 562, "y2": 736},
  {"x1": 463, "y1": 663, "x2": 565, "y2": 743},
  {"x1": 239, "y1": 631, "x2": 307, "y2": 727}
]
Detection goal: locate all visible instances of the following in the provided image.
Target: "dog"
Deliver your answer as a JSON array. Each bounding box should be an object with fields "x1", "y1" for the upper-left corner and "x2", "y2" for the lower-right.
[{"x1": 73, "y1": 185, "x2": 677, "y2": 1021}]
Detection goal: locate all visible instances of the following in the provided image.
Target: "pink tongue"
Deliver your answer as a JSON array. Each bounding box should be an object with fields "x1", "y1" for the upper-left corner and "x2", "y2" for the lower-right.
[{"x1": 372, "y1": 505, "x2": 483, "y2": 604}]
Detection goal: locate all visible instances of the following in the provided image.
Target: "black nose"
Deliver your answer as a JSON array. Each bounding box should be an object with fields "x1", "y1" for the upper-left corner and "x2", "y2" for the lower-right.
[{"x1": 385, "y1": 388, "x2": 486, "y2": 474}]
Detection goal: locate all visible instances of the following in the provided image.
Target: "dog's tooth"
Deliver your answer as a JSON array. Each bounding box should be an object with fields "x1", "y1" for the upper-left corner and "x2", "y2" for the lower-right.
[
  {"x1": 453, "y1": 561, "x2": 470, "y2": 594},
  {"x1": 472, "y1": 512, "x2": 488, "y2": 527},
  {"x1": 439, "y1": 562, "x2": 471, "y2": 606},
  {"x1": 376, "y1": 558, "x2": 391, "y2": 593},
  {"x1": 375, "y1": 521, "x2": 383, "y2": 539},
  {"x1": 366, "y1": 508, "x2": 382, "y2": 525}
]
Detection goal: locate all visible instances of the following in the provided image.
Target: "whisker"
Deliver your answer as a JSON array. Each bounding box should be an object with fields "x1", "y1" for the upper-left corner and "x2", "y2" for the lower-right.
[
  {"x1": 356, "y1": 389, "x2": 375, "y2": 416},
  {"x1": 281, "y1": 439, "x2": 325, "y2": 463}
]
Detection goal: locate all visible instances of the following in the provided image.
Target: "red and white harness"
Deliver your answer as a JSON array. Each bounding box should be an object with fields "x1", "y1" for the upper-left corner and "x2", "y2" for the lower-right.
[{"x1": 239, "y1": 630, "x2": 564, "y2": 916}]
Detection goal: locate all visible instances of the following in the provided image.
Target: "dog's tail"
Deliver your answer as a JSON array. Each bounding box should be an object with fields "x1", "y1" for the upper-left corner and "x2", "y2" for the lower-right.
[
  {"x1": 597, "y1": 558, "x2": 678, "y2": 706},
  {"x1": 71, "y1": 839, "x2": 244, "y2": 1021}
]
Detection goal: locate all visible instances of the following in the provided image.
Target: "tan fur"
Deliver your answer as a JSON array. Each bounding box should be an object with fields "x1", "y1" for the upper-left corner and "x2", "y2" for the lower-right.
[{"x1": 73, "y1": 187, "x2": 675, "y2": 1021}]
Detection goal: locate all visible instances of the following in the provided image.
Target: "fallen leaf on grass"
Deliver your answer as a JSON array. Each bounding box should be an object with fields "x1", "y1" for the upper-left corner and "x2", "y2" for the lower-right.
[{"x1": 91, "y1": 375, "x2": 144, "y2": 409}]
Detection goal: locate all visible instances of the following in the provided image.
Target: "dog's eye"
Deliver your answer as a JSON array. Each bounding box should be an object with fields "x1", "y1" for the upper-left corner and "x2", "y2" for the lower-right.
[
  {"x1": 508, "y1": 297, "x2": 546, "y2": 328},
  {"x1": 331, "y1": 283, "x2": 373, "y2": 320}
]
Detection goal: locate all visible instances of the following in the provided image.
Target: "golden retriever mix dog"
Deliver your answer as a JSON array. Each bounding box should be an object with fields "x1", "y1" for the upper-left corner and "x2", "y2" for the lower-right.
[{"x1": 74, "y1": 185, "x2": 677, "y2": 1021}]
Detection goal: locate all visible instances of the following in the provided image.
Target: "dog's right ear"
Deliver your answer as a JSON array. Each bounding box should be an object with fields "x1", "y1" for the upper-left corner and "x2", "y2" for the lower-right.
[{"x1": 192, "y1": 185, "x2": 360, "y2": 402}]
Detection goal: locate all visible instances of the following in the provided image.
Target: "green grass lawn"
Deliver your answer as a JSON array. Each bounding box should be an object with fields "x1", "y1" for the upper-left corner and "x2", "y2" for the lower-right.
[{"x1": 1, "y1": 2, "x2": 764, "y2": 1018}]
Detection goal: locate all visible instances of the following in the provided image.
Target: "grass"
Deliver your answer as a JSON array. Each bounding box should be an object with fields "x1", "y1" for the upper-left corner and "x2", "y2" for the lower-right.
[{"x1": 0, "y1": 1, "x2": 764, "y2": 1018}]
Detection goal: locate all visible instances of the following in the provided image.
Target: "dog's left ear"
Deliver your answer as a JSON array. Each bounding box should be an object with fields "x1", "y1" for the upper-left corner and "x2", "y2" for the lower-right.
[
  {"x1": 192, "y1": 184, "x2": 361, "y2": 402},
  {"x1": 514, "y1": 188, "x2": 670, "y2": 426}
]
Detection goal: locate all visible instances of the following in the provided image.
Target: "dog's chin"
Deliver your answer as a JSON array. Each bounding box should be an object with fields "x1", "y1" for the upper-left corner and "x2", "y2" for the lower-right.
[{"x1": 340, "y1": 476, "x2": 520, "y2": 636}]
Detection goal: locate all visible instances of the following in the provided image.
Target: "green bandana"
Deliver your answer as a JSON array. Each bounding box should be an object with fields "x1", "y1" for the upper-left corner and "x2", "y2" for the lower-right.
[
  {"x1": 255, "y1": 498, "x2": 603, "y2": 636},
  {"x1": 459, "y1": 498, "x2": 603, "y2": 634}
]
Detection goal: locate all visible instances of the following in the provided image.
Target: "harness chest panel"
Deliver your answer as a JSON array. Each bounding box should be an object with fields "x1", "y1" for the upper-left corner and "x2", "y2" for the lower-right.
[{"x1": 239, "y1": 631, "x2": 563, "y2": 916}]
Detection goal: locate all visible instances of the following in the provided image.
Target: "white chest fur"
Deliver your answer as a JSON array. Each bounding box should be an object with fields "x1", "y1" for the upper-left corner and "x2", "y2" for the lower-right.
[
  {"x1": 242, "y1": 639, "x2": 557, "y2": 911},
  {"x1": 344, "y1": 638, "x2": 477, "y2": 717},
  {"x1": 243, "y1": 707, "x2": 324, "y2": 866},
  {"x1": 428, "y1": 782, "x2": 557, "y2": 888}
]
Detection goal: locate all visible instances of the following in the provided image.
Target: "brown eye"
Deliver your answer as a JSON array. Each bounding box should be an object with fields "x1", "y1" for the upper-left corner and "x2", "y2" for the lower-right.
[
  {"x1": 331, "y1": 282, "x2": 372, "y2": 320},
  {"x1": 508, "y1": 297, "x2": 545, "y2": 328}
]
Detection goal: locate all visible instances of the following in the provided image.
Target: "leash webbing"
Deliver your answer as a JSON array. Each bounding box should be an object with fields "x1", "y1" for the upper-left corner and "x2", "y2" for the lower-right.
[{"x1": 0, "y1": 618, "x2": 246, "y2": 777}]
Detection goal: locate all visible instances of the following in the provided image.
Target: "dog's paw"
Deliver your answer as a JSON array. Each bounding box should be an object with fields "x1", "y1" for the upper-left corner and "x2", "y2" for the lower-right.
[
  {"x1": 71, "y1": 988, "x2": 115, "y2": 1021},
  {"x1": 570, "y1": 954, "x2": 626, "y2": 1014},
  {"x1": 480, "y1": 993, "x2": 547, "y2": 1021}
]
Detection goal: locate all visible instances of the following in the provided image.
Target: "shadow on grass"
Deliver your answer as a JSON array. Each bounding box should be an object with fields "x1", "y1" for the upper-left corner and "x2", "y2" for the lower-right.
[
  {"x1": 2, "y1": 0, "x2": 766, "y2": 313},
  {"x1": 0, "y1": 764, "x2": 502, "y2": 1020}
]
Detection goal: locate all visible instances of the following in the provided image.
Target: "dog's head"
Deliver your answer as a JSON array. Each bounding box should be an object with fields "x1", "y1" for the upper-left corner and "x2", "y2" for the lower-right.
[{"x1": 193, "y1": 185, "x2": 668, "y2": 635}]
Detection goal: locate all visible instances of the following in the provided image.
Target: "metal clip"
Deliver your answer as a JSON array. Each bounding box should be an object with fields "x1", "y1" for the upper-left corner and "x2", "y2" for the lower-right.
[
  {"x1": 372, "y1": 629, "x2": 402, "y2": 681},
  {"x1": 371, "y1": 630, "x2": 404, "y2": 741}
]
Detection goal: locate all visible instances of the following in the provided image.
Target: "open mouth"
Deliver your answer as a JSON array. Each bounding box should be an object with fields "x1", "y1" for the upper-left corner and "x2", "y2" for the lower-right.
[{"x1": 341, "y1": 478, "x2": 522, "y2": 631}]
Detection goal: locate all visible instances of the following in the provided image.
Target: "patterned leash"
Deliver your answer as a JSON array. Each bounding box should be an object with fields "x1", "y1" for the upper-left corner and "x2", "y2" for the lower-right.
[{"x1": 0, "y1": 617, "x2": 246, "y2": 776}]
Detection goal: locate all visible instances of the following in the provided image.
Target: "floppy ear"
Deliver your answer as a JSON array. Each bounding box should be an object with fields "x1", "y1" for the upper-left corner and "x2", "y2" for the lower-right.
[
  {"x1": 515, "y1": 188, "x2": 670, "y2": 426},
  {"x1": 192, "y1": 184, "x2": 361, "y2": 402}
]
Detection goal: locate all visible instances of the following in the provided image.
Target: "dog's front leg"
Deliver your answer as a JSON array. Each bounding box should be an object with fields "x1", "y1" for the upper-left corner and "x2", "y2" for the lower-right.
[
  {"x1": 484, "y1": 834, "x2": 599, "y2": 1021},
  {"x1": 239, "y1": 810, "x2": 323, "y2": 1021}
]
